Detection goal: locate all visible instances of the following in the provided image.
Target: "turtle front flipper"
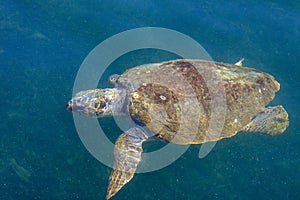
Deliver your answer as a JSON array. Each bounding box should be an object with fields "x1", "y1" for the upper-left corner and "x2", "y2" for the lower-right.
[
  {"x1": 106, "y1": 127, "x2": 148, "y2": 200},
  {"x1": 243, "y1": 106, "x2": 289, "y2": 136}
]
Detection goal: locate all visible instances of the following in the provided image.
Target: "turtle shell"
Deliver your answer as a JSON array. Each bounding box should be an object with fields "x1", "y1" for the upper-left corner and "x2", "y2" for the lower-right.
[{"x1": 115, "y1": 59, "x2": 280, "y2": 144}]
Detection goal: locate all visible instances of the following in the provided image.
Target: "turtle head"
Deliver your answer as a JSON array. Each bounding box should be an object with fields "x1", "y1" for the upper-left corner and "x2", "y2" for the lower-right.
[{"x1": 67, "y1": 88, "x2": 124, "y2": 117}]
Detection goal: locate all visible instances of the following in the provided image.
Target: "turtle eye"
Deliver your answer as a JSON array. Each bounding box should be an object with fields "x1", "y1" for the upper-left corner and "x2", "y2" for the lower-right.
[
  {"x1": 100, "y1": 102, "x2": 106, "y2": 109},
  {"x1": 94, "y1": 102, "x2": 100, "y2": 109},
  {"x1": 94, "y1": 102, "x2": 106, "y2": 109}
]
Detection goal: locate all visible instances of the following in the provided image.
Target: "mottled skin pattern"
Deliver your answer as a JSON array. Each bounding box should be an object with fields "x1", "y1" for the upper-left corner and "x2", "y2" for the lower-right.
[
  {"x1": 106, "y1": 127, "x2": 148, "y2": 199},
  {"x1": 67, "y1": 59, "x2": 289, "y2": 199}
]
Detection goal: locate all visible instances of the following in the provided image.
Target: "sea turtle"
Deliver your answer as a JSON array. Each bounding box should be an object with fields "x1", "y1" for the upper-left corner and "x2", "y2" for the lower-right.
[{"x1": 66, "y1": 59, "x2": 289, "y2": 199}]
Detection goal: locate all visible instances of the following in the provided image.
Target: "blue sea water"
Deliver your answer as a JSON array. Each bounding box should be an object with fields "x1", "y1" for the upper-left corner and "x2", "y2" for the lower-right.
[{"x1": 1, "y1": 0, "x2": 299, "y2": 199}]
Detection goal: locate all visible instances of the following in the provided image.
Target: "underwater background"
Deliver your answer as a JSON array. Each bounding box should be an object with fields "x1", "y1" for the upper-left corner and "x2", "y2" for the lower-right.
[{"x1": 1, "y1": 0, "x2": 299, "y2": 199}]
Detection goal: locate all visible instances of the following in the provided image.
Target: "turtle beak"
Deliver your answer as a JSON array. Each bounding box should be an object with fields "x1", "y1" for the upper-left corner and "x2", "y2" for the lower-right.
[{"x1": 66, "y1": 101, "x2": 73, "y2": 111}]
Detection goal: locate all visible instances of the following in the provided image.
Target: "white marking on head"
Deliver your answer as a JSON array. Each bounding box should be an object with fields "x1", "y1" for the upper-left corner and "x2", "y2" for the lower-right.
[
  {"x1": 160, "y1": 95, "x2": 166, "y2": 100},
  {"x1": 133, "y1": 92, "x2": 140, "y2": 99}
]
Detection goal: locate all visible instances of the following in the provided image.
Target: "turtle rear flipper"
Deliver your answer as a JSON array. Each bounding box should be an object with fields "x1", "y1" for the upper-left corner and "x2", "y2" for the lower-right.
[
  {"x1": 106, "y1": 127, "x2": 148, "y2": 200},
  {"x1": 243, "y1": 106, "x2": 289, "y2": 136}
]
